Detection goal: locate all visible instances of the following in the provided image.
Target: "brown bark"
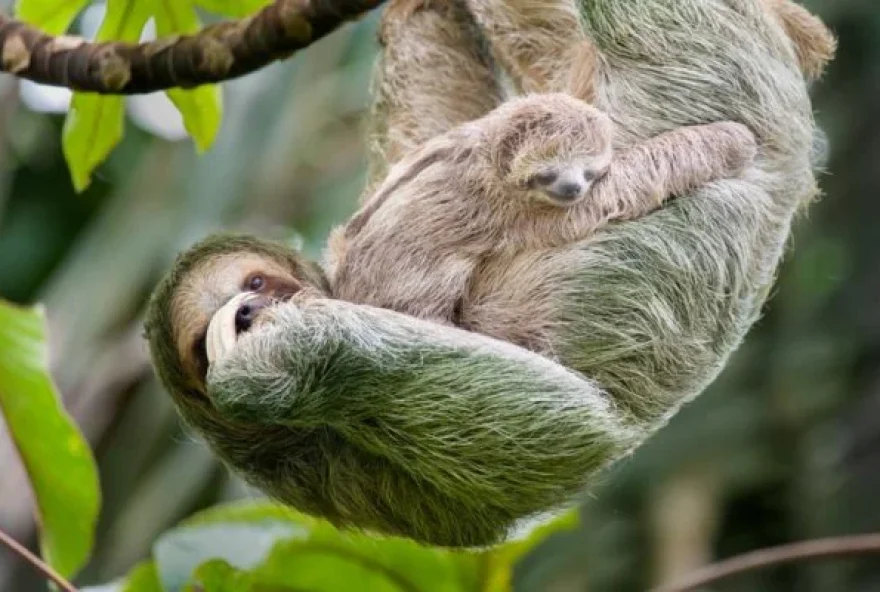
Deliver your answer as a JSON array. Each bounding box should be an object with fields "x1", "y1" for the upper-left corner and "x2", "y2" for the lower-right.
[{"x1": 0, "y1": 0, "x2": 384, "y2": 94}]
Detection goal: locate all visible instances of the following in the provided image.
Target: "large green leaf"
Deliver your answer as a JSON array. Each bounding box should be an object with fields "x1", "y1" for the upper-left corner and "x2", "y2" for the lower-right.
[
  {"x1": 187, "y1": 560, "x2": 314, "y2": 592},
  {"x1": 153, "y1": 520, "x2": 308, "y2": 592},
  {"x1": 480, "y1": 509, "x2": 581, "y2": 591},
  {"x1": 153, "y1": 501, "x2": 478, "y2": 591},
  {"x1": 128, "y1": 502, "x2": 577, "y2": 591},
  {"x1": 0, "y1": 301, "x2": 100, "y2": 579},
  {"x1": 62, "y1": 0, "x2": 152, "y2": 191},
  {"x1": 15, "y1": 0, "x2": 91, "y2": 35},
  {"x1": 254, "y1": 524, "x2": 474, "y2": 592},
  {"x1": 255, "y1": 544, "x2": 412, "y2": 592},
  {"x1": 180, "y1": 500, "x2": 318, "y2": 528},
  {"x1": 154, "y1": 0, "x2": 223, "y2": 152}
]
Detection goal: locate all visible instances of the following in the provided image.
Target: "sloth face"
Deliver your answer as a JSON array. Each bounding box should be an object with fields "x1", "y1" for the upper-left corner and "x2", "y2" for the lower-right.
[
  {"x1": 170, "y1": 252, "x2": 312, "y2": 388},
  {"x1": 490, "y1": 94, "x2": 614, "y2": 207},
  {"x1": 526, "y1": 158, "x2": 610, "y2": 206}
]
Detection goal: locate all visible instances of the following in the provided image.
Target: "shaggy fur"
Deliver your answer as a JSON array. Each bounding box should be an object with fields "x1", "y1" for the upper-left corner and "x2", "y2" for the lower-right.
[
  {"x1": 463, "y1": 0, "x2": 836, "y2": 99},
  {"x1": 144, "y1": 0, "x2": 834, "y2": 547},
  {"x1": 364, "y1": 0, "x2": 503, "y2": 191},
  {"x1": 329, "y1": 92, "x2": 757, "y2": 329}
]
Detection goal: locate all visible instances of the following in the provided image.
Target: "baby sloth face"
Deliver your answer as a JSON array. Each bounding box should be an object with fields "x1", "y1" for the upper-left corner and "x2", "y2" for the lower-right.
[
  {"x1": 491, "y1": 93, "x2": 615, "y2": 207},
  {"x1": 527, "y1": 158, "x2": 608, "y2": 206}
]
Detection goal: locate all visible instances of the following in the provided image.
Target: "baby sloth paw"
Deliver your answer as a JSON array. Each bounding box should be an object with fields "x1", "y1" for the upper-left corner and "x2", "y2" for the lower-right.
[{"x1": 710, "y1": 121, "x2": 759, "y2": 176}]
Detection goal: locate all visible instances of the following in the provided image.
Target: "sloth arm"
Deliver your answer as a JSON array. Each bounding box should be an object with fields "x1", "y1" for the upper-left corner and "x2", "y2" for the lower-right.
[
  {"x1": 207, "y1": 299, "x2": 642, "y2": 484},
  {"x1": 588, "y1": 121, "x2": 759, "y2": 224}
]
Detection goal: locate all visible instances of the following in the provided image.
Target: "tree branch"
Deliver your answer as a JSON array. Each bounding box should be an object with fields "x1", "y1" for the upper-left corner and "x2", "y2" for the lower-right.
[
  {"x1": 0, "y1": 0, "x2": 385, "y2": 94},
  {"x1": 0, "y1": 526, "x2": 79, "y2": 592},
  {"x1": 655, "y1": 533, "x2": 880, "y2": 592}
]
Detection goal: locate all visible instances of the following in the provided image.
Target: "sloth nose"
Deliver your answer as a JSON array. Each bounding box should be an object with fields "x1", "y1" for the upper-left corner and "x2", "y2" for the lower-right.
[
  {"x1": 235, "y1": 296, "x2": 268, "y2": 333},
  {"x1": 547, "y1": 180, "x2": 585, "y2": 202}
]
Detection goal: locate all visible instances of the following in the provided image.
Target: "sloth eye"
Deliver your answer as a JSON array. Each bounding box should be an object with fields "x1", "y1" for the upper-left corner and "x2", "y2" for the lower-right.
[
  {"x1": 532, "y1": 170, "x2": 558, "y2": 186},
  {"x1": 247, "y1": 274, "x2": 265, "y2": 291},
  {"x1": 583, "y1": 169, "x2": 596, "y2": 182}
]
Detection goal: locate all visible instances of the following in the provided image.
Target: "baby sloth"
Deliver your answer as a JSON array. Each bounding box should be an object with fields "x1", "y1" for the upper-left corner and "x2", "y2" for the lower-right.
[{"x1": 327, "y1": 92, "x2": 758, "y2": 326}]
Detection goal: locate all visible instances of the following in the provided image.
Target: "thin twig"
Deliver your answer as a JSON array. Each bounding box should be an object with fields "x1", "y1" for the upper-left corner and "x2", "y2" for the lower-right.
[
  {"x1": 0, "y1": 526, "x2": 79, "y2": 592},
  {"x1": 655, "y1": 533, "x2": 880, "y2": 592}
]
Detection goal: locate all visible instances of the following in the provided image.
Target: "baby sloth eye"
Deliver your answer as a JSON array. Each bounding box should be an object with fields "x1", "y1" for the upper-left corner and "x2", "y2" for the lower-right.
[
  {"x1": 531, "y1": 170, "x2": 558, "y2": 186},
  {"x1": 246, "y1": 274, "x2": 265, "y2": 291},
  {"x1": 583, "y1": 169, "x2": 597, "y2": 182}
]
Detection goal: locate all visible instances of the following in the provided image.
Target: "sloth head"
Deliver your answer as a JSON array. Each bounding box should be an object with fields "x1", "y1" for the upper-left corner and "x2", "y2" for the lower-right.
[
  {"x1": 144, "y1": 234, "x2": 329, "y2": 403},
  {"x1": 486, "y1": 93, "x2": 614, "y2": 207}
]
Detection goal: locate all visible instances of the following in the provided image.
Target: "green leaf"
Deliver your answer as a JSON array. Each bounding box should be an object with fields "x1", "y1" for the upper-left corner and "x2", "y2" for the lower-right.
[
  {"x1": 157, "y1": 502, "x2": 476, "y2": 592},
  {"x1": 180, "y1": 500, "x2": 319, "y2": 529},
  {"x1": 141, "y1": 500, "x2": 576, "y2": 592},
  {"x1": 254, "y1": 522, "x2": 472, "y2": 592},
  {"x1": 15, "y1": 0, "x2": 90, "y2": 35},
  {"x1": 80, "y1": 561, "x2": 162, "y2": 592},
  {"x1": 256, "y1": 544, "x2": 406, "y2": 592},
  {"x1": 122, "y1": 562, "x2": 164, "y2": 592},
  {"x1": 153, "y1": 521, "x2": 308, "y2": 592},
  {"x1": 166, "y1": 87, "x2": 223, "y2": 152},
  {"x1": 62, "y1": 0, "x2": 152, "y2": 191},
  {"x1": 154, "y1": 0, "x2": 223, "y2": 152},
  {"x1": 190, "y1": 560, "x2": 325, "y2": 592},
  {"x1": 480, "y1": 509, "x2": 581, "y2": 592},
  {"x1": 194, "y1": 0, "x2": 272, "y2": 18},
  {"x1": 63, "y1": 95, "x2": 126, "y2": 192},
  {"x1": 185, "y1": 560, "x2": 253, "y2": 592},
  {"x1": 0, "y1": 301, "x2": 100, "y2": 579}
]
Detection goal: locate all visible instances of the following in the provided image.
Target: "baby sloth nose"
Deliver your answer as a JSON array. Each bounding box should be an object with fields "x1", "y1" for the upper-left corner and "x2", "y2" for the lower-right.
[
  {"x1": 533, "y1": 168, "x2": 590, "y2": 204},
  {"x1": 235, "y1": 296, "x2": 269, "y2": 334},
  {"x1": 547, "y1": 180, "x2": 585, "y2": 202}
]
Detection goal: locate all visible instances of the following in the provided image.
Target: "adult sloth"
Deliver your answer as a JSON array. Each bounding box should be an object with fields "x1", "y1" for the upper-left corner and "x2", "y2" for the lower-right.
[{"x1": 145, "y1": 0, "x2": 830, "y2": 548}]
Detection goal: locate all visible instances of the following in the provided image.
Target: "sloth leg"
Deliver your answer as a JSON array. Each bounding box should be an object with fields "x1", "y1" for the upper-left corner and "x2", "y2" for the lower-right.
[
  {"x1": 363, "y1": 0, "x2": 503, "y2": 193},
  {"x1": 463, "y1": 0, "x2": 598, "y2": 101}
]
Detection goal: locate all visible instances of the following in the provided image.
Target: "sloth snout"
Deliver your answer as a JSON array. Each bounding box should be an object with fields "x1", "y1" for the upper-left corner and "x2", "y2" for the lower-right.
[
  {"x1": 547, "y1": 180, "x2": 585, "y2": 202},
  {"x1": 533, "y1": 167, "x2": 590, "y2": 204},
  {"x1": 235, "y1": 296, "x2": 269, "y2": 334}
]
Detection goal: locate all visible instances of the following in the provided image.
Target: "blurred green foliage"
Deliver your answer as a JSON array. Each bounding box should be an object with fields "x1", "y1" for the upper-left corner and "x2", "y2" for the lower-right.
[
  {"x1": 0, "y1": 0, "x2": 877, "y2": 591},
  {"x1": 0, "y1": 302, "x2": 99, "y2": 579}
]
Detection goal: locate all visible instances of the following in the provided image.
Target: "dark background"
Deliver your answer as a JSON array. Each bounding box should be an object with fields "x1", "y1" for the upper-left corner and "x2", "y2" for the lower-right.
[{"x1": 0, "y1": 1, "x2": 877, "y2": 590}]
